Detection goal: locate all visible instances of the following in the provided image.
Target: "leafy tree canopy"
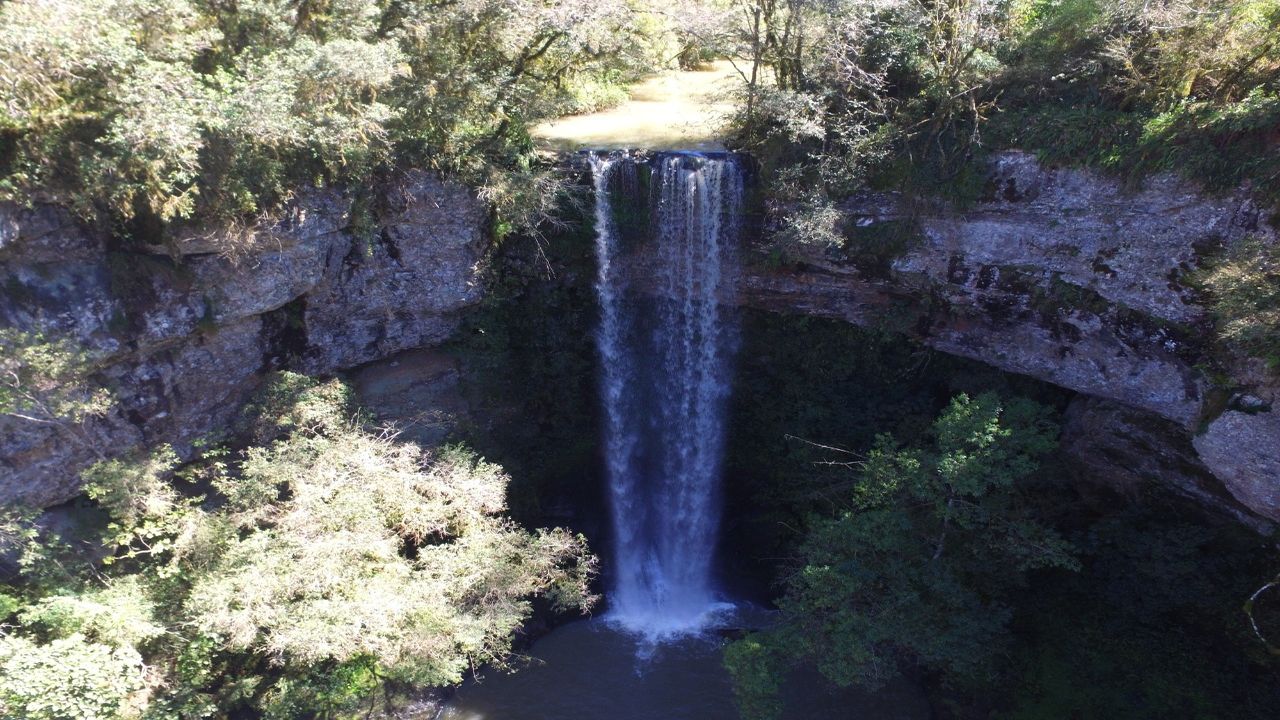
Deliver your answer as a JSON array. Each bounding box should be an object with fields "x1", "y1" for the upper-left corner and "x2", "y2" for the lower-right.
[
  {"x1": 717, "y1": 0, "x2": 1280, "y2": 254},
  {"x1": 0, "y1": 371, "x2": 596, "y2": 719},
  {"x1": 0, "y1": 0, "x2": 709, "y2": 240},
  {"x1": 726, "y1": 392, "x2": 1077, "y2": 719}
]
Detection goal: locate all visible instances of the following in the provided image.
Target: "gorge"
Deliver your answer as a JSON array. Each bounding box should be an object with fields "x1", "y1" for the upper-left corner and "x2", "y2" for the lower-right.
[
  {"x1": 2, "y1": 2, "x2": 1279, "y2": 718},
  {"x1": 3, "y1": 143, "x2": 1279, "y2": 718},
  {"x1": 3, "y1": 144, "x2": 1279, "y2": 718},
  {"x1": 6, "y1": 151, "x2": 1274, "y2": 527}
]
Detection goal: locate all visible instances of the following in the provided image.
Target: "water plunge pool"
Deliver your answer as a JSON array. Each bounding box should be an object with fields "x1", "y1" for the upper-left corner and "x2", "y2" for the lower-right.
[{"x1": 439, "y1": 619, "x2": 930, "y2": 720}]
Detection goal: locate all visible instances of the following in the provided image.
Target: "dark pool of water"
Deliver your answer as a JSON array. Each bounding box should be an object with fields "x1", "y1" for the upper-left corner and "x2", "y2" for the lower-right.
[{"x1": 439, "y1": 619, "x2": 930, "y2": 720}]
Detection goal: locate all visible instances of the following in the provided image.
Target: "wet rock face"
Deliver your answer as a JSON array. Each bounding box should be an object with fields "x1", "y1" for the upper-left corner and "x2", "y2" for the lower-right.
[
  {"x1": 648, "y1": 150, "x2": 1278, "y2": 523},
  {"x1": 0, "y1": 172, "x2": 487, "y2": 508}
]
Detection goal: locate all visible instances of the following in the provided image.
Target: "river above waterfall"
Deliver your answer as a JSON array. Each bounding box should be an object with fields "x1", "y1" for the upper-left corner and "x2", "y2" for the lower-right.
[
  {"x1": 438, "y1": 619, "x2": 932, "y2": 720},
  {"x1": 531, "y1": 62, "x2": 740, "y2": 151}
]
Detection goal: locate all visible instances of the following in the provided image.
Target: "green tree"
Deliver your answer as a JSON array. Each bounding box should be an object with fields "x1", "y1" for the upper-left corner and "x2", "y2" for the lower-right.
[
  {"x1": 726, "y1": 393, "x2": 1076, "y2": 719},
  {"x1": 0, "y1": 634, "x2": 147, "y2": 720},
  {"x1": 0, "y1": 372, "x2": 597, "y2": 719},
  {"x1": 0, "y1": 0, "x2": 681, "y2": 240},
  {"x1": 725, "y1": 0, "x2": 1280, "y2": 256},
  {"x1": 0, "y1": 329, "x2": 114, "y2": 461},
  {"x1": 1196, "y1": 234, "x2": 1280, "y2": 368}
]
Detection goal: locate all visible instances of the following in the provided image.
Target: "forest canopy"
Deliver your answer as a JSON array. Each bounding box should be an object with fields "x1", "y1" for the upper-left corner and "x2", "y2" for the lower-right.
[
  {"x1": 0, "y1": 373, "x2": 595, "y2": 719},
  {"x1": 0, "y1": 0, "x2": 701, "y2": 234},
  {"x1": 2, "y1": 0, "x2": 1276, "y2": 242},
  {"x1": 707, "y1": 0, "x2": 1280, "y2": 252}
]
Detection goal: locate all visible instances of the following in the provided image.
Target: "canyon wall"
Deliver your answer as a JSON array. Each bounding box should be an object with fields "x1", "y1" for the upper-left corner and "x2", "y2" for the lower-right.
[
  {"x1": 4, "y1": 151, "x2": 1277, "y2": 528},
  {"x1": 0, "y1": 173, "x2": 486, "y2": 507},
  {"x1": 628, "y1": 151, "x2": 1279, "y2": 524}
]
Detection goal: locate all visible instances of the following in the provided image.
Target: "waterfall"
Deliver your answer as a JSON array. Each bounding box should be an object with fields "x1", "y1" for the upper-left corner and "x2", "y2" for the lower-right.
[{"x1": 591, "y1": 151, "x2": 743, "y2": 640}]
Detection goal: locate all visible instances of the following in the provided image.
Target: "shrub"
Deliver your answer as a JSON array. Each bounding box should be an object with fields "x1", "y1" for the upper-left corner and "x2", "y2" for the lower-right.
[
  {"x1": 0, "y1": 634, "x2": 146, "y2": 720},
  {"x1": 1197, "y1": 235, "x2": 1280, "y2": 368},
  {"x1": 0, "y1": 0, "x2": 667, "y2": 246},
  {"x1": 727, "y1": 393, "x2": 1075, "y2": 716}
]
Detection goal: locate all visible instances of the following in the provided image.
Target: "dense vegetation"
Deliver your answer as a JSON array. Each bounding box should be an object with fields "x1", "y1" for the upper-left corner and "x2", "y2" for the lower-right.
[
  {"x1": 712, "y1": 0, "x2": 1279, "y2": 251},
  {"x1": 1195, "y1": 235, "x2": 1280, "y2": 369},
  {"x1": 3, "y1": 2, "x2": 1280, "y2": 719},
  {"x1": 0, "y1": 0, "x2": 704, "y2": 245},
  {"x1": 721, "y1": 315, "x2": 1280, "y2": 720},
  {"x1": 0, "y1": 373, "x2": 594, "y2": 719},
  {"x1": 726, "y1": 392, "x2": 1077, "y2": 718}
]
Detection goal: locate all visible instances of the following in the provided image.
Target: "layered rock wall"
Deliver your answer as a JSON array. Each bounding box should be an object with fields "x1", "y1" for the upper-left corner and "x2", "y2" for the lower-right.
[
  {"x1": 0, "y1": 173, "x2": 486, "y2": 508},
  {"x1": 7, "y1": 150, "x2": 1278, "y2": 527},
  {"x1": 628, "y1": 151, "x2": 1279, "y2": 524}
]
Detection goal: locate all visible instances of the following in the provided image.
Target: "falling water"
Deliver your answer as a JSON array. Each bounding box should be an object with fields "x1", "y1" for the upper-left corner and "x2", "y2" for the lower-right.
[{"x1": 591, "y1": 151, "x2": 743, "y2": 640}]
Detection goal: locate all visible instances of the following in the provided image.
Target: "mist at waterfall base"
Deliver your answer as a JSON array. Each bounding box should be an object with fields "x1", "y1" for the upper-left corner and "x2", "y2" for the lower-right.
[{"x1": 440, "y1": 151, "x2": 930, "y2": 719}]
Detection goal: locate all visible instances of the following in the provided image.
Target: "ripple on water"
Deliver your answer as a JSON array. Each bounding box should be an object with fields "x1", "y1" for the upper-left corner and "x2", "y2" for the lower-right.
[{"x1": 603, "y1": 600, "x2": 740, "y2": 655}]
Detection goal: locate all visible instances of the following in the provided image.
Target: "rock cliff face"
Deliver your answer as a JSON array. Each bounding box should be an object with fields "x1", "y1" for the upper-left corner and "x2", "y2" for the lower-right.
[
  {"x1": 1060, "y1": 396, "x2": 1270, "y2": 532},
  {"x1": 5, "y1": 151, "x2": 1278, "y2": 528},
  {"x1": 628, "y1": 151, "x2": 1279, "y2": 524},
  {"x1": 738, "y1": 153, "x2": 1271, "y2": 423},
  {"x1": 0, "y1": 173, "x2": 486, "y2": 508}
]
